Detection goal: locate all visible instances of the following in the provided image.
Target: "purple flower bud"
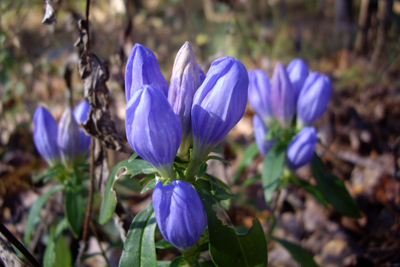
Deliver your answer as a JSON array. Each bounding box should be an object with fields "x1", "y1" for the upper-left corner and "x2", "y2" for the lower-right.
[
  {"x1": 152, "y1": 180, "x2": 207, "y2": 250},
  {"x1": 125, "y1": 44, "x2": 168, "y2": 103},
  {"x1": 57, "y1": 108, "x2": 81, "y2": 168},
  {"x1": 198, "y1": 64, "x2": 206, "y2": 84},
  {"x1": 33, "y1": 106, "x2": 60, "y2": 165},
  {"x1": 125, "y1": 85, "x2": 182, "y2": 178},
  {"x1": 191, "y1": 56, "x2": 249, "y2": 160},
  {"x1": 271, "y1": 62, "x2": 296, "y2": 128},
  {"x1": 168, "y1": 42, "x2": 201, "y2": 158},
  {"x1": 287, "y1": 58, "x2": 309, "y2": 102},
  {"x1": 253, "y1": 115, "x2": 274, "y2": 157},
  {"x1": 296, "y1": 72, "x2": 332, "y2": 127},
  {"x1": 73, "y1": 101, "x2": 91, "y2": 154},
  {"x1": 248, "y1": 69, "x2": 273, "y2": 125},
  {"x1": 286, "y1": 126, "x2": 317, "y2": 170}
]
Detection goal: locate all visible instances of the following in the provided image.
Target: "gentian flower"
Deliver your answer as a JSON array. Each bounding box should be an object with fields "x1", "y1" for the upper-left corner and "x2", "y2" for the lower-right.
[
  {"x1": 152, "y1": 180, "x2": 207, "y2": 250},
  {"x1": 248, "y1": 69, "x2": 273, "y2": 125},
  {"x1": 73, "y1": 100, "x2": 91, "y2": 154},
  {"x1": 125, "y1": 85, "x2": 182, "y2": 178},
  {"x1": 286, "y1": 126, "x2": 317, "y2": 170},
  {"x1": 58, "y1": 108, "x2": 81, "y2": 168},
  {"x1": 297, "y1": 72, "x2": 332, "y2": 127},
  {"x1": 125, "y1": 44, "x2": 168, "y2": 103},
  {"x1": 287, "y1": 58, "x2": 309, "y2": 103},
  {"x1": 191, "y1": 56, "x2": 249, "y2": 161},
  {"x1": 271, "y1": 62, "x2": 296, "y2": 128},
  {"x1": 33, "y1": 106, "x2": 60, "y2": 165},
  {"x1": 253, "y1": 115, "x2": 274, "y2": 157},
  {"x1": 168, "y1": 42, "x2": 201, "y2": 158}
]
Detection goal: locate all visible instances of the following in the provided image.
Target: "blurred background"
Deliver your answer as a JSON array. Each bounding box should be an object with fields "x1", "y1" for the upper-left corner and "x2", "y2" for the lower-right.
[{"x1": 1, "y1": 0, "x2": 400, "y2": 266}]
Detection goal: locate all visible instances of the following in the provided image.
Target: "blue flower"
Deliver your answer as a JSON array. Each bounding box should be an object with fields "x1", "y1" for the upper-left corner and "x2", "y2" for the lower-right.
[
  {"x1": 125, "y1": 44, "x2": 168, "y2": 103},
  {"x1": 57, "y1": 107, "x2": 81, "y2": 168},
  {"x1": 253, "y1": 115, "x2": 275, "y2": 157},
  {"x1": 168, "y1": 42, "x2": 201, "y2": 158},
  {"x1": 33, "y1": 106, "x2": 60, "y2": 165},
  {"x1": 73, "y1": 100, "x2": 91, "y2": 154},
  {"x1": 248, "y1": 69, "x2": 273, "y2": 125},
  {"x1": 152, "y1": 180, "x2": 207, "y2": 250},
  {"x1": 286, "y1": 126, "x2": 317, "y2": 170},
  {"x1": 297, "y1": 72, "x2": 332, "y2": 127},
  {"x1": 191, "y1": 56, "x2": 249, "y2": 160},
  {"x1": 287, "y1": 58, "x2": 309, "y2": 103},
  {"x1": 271, "y1": 62, "x2": 296, "y2": 128},
  {"x1": 125, "y1": 85, "x2": 182, "y2": 178}
]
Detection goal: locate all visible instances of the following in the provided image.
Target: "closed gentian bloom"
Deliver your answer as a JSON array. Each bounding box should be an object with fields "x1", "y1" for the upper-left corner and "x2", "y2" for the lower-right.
[
  {"x1": 125, "y1": 85, "x2": 182, "y2": 178},
  {"x1": 287, "y1": 58, "x2": 309, "y2": 102},
  {"x1": 198, "y1": 64, "x2": 206, "y2": 84},
  {"x1": 57, "y1": 108, "x2": 81, "y2": 168},
  {"x1": 191, "y1": 56, "x2": 249, "y2": 161},
  {"x1": 152, "y1": 180, "x2": 207, "y2": 250},
  {"x1": 248, "y1": 69, "x2": 273, "y2": 125},
  {"x1": 253, "y1": 115, "x2": 274, "y2": 157},
  {"x1": 297, "y1": 72, "x2": 332, "y2": 127},
  {"x1": 73, "y1": 101, "x2": 91, "y2": 154},
  {"x1": 168, "y1": 42, "x2": 201, "y2": 158},
  {"x1": 271, "y1": 62, "x2": 296, "y2": 128},
  {"x1": 125, "y1": 44, "x2": 168, "y2": 103},
  {"x1": 286, "y1": 126, "x2": 317, "y2": 170},
  {"x1": 33, "y1": 106, "x2": 60, "y2": 165}
]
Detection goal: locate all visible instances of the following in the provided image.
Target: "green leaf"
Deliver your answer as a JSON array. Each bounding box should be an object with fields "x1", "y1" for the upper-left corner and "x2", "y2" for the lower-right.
[
  {"x1": 119, "y1": 202, "x2": 157, "y2": 267},
  {"x1": 99, "y1": 159, "x2": 154, "y2": 225},
  {"x1": 33, "y1": 164, "x2": 66, "y2": 183},
  {"x1": 232, "y1": 142, "x2": 259, "y2": 185},
  {"x1": 290, "y1": 178, "x2": 327, "y2": 207},
  {"x1": 198, "y1": 175, "x2": 235, "y2": 201},
  {"x1": 196, "y1": 189, "x2": 268, "y2": 267},
  {"x1": 206, "y1": 156, "x2": 231, "y2": 166},
  {"x1": 311, "y1": 154, "x2": 361, "y2": 218},
  {"x1": 43, "y1": 219, "x2": 69, "y2": 267},
  {"x1": 140, "y1": 173, "x2": 156, "y2": 187},
  {"x1": 128, "y1": 153, "x2": 139, "y2": 162},
  {"x1": 141, "y1": 178, "x2": 157, "y2": 193},
  {"x1": 65, "y1": 188, "x2": 83, "y2": 238},
  {"x1": 272, "y1": 237, "x2": 319, "y2": 267},
  {"x1": 262, "y1": 144, "x2": 286, "y2": 205},
  {"x1": 24, "y1": 184, "x2": 63, "y2": 245},
  {"x1": 192, "y1": 258, "x2": 201, "y2": 267},
  {"x1": 197, "y1": 162, "x2": 208, "y2": 178},
  {"x1": 169, "y1": 256, "x2": 182, "y2": 267},
  {"x1": 155, "y1": 239, "x2": 174, "y2": 249}
]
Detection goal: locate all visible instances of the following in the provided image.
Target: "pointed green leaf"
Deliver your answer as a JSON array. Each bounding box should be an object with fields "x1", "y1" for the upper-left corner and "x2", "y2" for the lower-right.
[
  {"x1": 33, "y1": 164, "x2": 66, "y2": 183},
  {"x1": 43, "y1": 219, "x2": 69, "y2": 267},
  {"x1": 196, "y1": 189, "x2": 268, "y2": 267},
  {"x1": 24, "y1": 184, "x2": 63, "y2": 245},
  {"x1": 168, "y1": 256, "x2": 182, "y2": 267},
  {"x1": 206, "y1": 156, "x2": 231, "y2": 166},
  {"x1": 65, "y1": 188, "x2": 83, "y2": 238},
  {"x1": 290, "y1": 178, "x2": 327, "y2": 207},
  {"x1": 311, "y1": 154, "x2": 361, "y2": 218},
  {"x1": 99, "y1": 159, "x2": 154, "y2": 225},
  {"x1": 197, "y1": 162, "x2": 208, "y2": 178},
  {"x1": 141, "y1": 178, "x2": 157, "y2": 193},
  {"x1": 262, "y1": 144, "x2": 286, "y2": 205},
  {"x1": 272, "y1": 237, "x2": 319, "y2": 267},
  {"x1": 155, "y1": 239, "x2": 174, "y2": 249},
  {"x1": 119, "y1": 202, "x2": 157, "y2": 267},
  {"x1": 232, "y1": 142, "x2": 259, "y2": 185}
]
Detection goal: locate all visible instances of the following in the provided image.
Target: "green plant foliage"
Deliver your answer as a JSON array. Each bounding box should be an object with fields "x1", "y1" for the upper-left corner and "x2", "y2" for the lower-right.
[
  {"x1": 311, "y1": 154, "x2": 362, "y2": 218},
  {"x1": 272, "y1": 237, "x2": 319, "y2": 267},
  {"x1": 119, "y1": 202, "x2": 157, "y2": 267},
  {"x1": 262, "y1": 144, "x2": 286, "y2": 205}
]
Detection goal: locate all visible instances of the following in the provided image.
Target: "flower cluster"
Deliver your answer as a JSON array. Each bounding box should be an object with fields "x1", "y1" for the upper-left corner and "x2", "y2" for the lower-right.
[
  {"x1": 33, "y1": 101, "x2": 91, "y2": 168},
  {"x1": 124, "y1": 42, "x2": 249, "y2": 250},
  {"x1": 249, "y1": 59, "x2": 331, "y2": 169}
]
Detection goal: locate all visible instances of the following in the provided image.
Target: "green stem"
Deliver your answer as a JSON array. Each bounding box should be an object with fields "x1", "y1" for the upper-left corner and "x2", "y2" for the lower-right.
[
  {"x1": 184, "y1": 159, "x2": 203, "y2": 180},
  {"x1": 181, "y1": 245, "x2": 198, "y2": 267}
]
